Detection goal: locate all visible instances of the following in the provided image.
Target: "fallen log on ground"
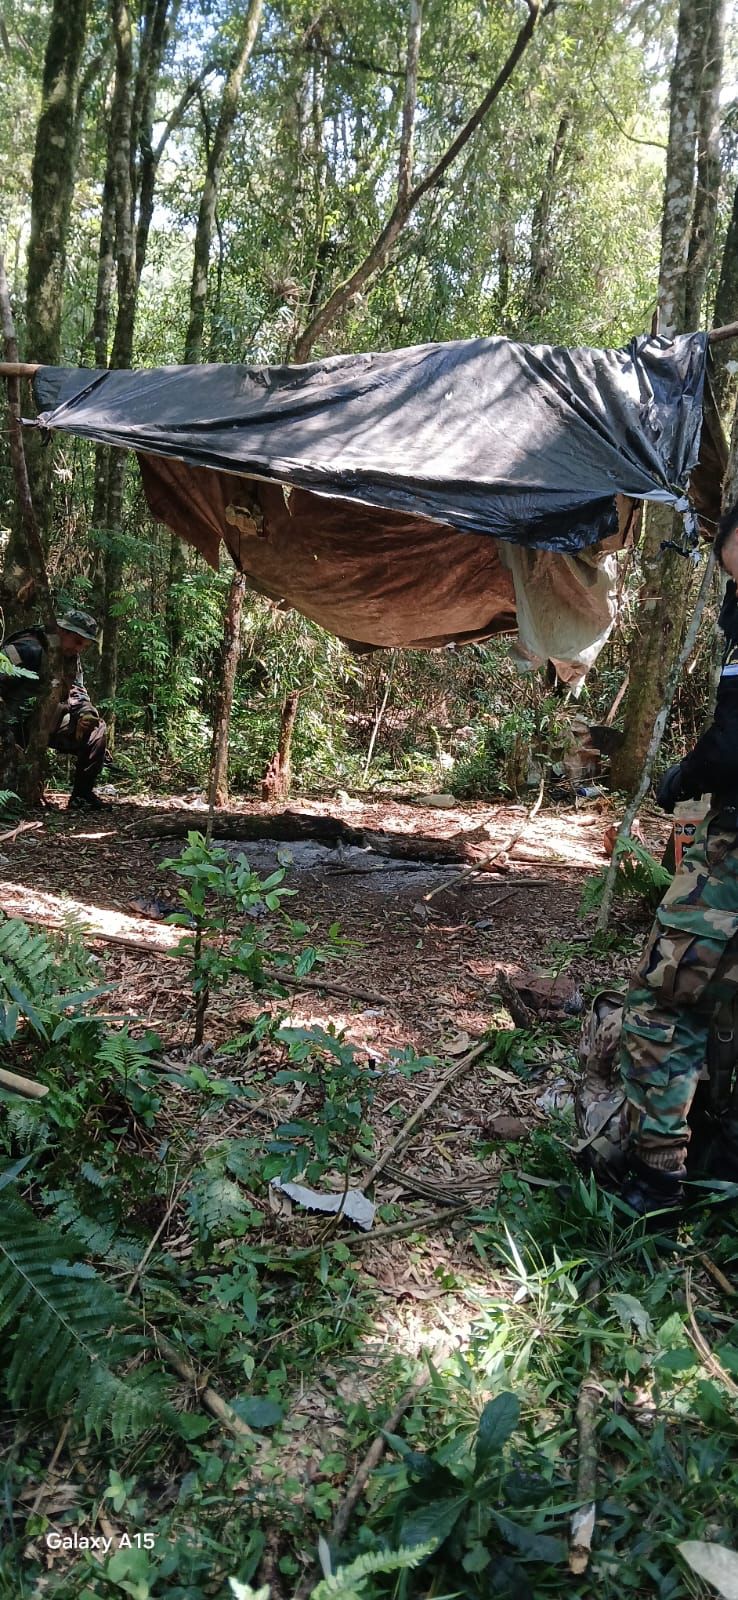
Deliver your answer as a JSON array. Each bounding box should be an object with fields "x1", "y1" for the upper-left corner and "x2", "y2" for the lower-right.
[
  {"x1": 124, "y1": 806, "x2": 597, "y2": 872},
  {"x1": 125, "y1": 807, "x2": 501, "y2": 863}
]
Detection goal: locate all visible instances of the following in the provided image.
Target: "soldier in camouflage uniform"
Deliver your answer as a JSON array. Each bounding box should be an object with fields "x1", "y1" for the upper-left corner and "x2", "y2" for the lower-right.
[
  {"x1": 0, "y1": 609, "x2": 110, "y2": 810},
  {"x1": 590, "y1": 500, "x2": 738, "y2": 1218}
]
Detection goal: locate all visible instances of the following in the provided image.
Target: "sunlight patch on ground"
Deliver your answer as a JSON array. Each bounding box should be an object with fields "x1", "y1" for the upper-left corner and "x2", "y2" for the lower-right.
[{"x1": 0, "y1": 880, "x2": 180, "y2": 951}]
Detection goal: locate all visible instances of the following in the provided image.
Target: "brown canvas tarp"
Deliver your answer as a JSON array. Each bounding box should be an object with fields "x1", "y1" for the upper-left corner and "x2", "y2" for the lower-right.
[{"x1": 139, "y1": 454, "x2": 635, "y2": 682}]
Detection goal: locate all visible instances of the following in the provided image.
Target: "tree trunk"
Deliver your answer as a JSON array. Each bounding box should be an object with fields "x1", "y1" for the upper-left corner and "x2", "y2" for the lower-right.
[
  {"x1": 712, "y1": 178, "x2": 738, "y2": 414},
  {"x1": 684, "y1": 0, "x2": 726, "y2": 330},
  {"x1": 96, "y1": 1, "x2": 135, "y2": 730},
  {"x1": 526, "y1": 112, "x2": 571, "y2": 322},
  {"x1": 657, "y1": 0, "x2": 700, "y2": 337},
  {"x1": 261, "y1": 690, "x2": 301, "y2": 802},
  {"x1": 25, "y1": 0, "x2": 89, "y2": 366},
  {"x1": 610, "y1": 506, "x2": 693, "y2": 791},
  {"x1": 96, "y1": 0, "x2": 174, "y2": 726},
  {"x1": 611, "y1": 0, "x2": 724, "y2": 795},
  {"x1": 17, "y1": 0, "x2": 89, "y2": 566},
  {"x1": 168, "y1": 3, "x2": 262, "y2": 755},
  {"x1": 0, "y1": 255, "x2": 61, "y2": 803},
  {"x1": 209, "y1": 571, "x2": 246, "y2": 807}
]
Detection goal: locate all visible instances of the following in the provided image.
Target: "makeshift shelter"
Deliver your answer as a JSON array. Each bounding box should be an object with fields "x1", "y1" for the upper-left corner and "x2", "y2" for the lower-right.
[{"x1": 30, "y1": 330, "x2": 717, "y2": 685}]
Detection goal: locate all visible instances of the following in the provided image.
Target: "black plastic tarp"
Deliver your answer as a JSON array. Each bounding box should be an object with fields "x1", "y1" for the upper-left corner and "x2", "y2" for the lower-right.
[{"x1": 32, "y1": 331, "x2": 708, "y2": 553}]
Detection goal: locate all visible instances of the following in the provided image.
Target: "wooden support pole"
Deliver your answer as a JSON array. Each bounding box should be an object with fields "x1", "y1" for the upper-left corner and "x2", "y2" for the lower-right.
[
  {"x1": 0, "y1": 321, "x2": 735, "y2": 390},
  {"x1": 0, "y1": 361, "x2": 42, "y2": 377},
  {"x1": 708, "y1": 319, "x2": 738, "y2": 345}
]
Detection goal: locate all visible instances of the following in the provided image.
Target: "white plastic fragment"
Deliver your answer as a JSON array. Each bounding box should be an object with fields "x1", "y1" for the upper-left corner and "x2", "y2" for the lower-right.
[{"x1": 270, "y1": 1178, "x2": 375, "y2": 1230}]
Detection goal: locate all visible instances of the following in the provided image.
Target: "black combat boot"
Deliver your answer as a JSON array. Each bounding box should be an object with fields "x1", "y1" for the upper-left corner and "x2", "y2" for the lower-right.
[
  {"x1": 620, "y1": 1152, "x2": 686, "y2": 1223},
  {"x1": 700, "y1": 1120, "x2": 738, "y2": 1185},
  {"x1": 68, "y1": 790, "x2": 111, "y2": 812}
]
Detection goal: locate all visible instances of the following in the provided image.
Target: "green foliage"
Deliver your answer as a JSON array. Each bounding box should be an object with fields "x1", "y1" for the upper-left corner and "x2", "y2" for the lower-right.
[
  {"x1": 451, "y1": 692, "x2": 568, "y2": 798},
  {"x1": 162, "y1": 831, "x2": 295, "y2": 1038},
  {"x1": 266, "y1": 1026, "x2": 436, "y2": 1189},
  {"x1": 366, "y1": 1389, "x2": 566, "y2": 1592},
  {"x1": 0, "y1": 912, "x2": 108, "y2": 1048},
  {"x1": 310, "y1": 1541, "x2": 437, "y2": 1600},
  {"x1": 580, "y1": 833, "x2": 673, "y2": 916},
  {"x1": 0, "y1": 1167, "x2": 171, "y2": 1439}
]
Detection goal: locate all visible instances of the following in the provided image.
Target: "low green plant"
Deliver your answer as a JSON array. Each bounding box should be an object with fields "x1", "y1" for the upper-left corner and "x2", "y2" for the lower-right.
[
  {"x1": 265, "y1": 1027, "x2": 435, "y2": 1192},
  {"x1": 162, "y1": 831, "x2": 296, "y2": 1042},
  {"x1": 367, "y1": 1389, "x2": 566, "y2": 1593},
  {"x1": 580, "y1": 834, "x2": 672, "y2": 916}
]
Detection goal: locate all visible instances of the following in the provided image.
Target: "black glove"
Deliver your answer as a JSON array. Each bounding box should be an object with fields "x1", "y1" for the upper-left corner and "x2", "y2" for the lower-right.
[{"x1": 655, "y1": 761, "x2": 685, "y2": 815}]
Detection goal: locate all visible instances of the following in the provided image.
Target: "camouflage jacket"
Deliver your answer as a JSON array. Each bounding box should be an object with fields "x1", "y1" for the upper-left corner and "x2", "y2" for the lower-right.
[
  {"x1": 0, "y1": 627, "x2": 85, "y2": 719},
  {"x1": 679, "y1": 580, "x2": 738, "y2": 803}
]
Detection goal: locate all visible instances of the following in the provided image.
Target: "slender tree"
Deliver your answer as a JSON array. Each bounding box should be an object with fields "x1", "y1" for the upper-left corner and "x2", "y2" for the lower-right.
[
  {"x1": 184, "y1": 0, "x2": 264, "y2": 364},
  {"x1": 711, "y1": 178, "x2": 738, "y2": 414},
  {"x1": 94, "y1": 0, "x2": 181, "y2": 722},
  {"x1": 3, "y1": 0, "x2": 89, "y2": 597},
  {"x1": 611, "y1": 0, "x2": 727, "y2": 794},
  {"x1": 170, "y1": 0, "x2": 264, "y2": 800},
  {"x1": 209, "y1": 572, "x2": 247, "y2": 807}
]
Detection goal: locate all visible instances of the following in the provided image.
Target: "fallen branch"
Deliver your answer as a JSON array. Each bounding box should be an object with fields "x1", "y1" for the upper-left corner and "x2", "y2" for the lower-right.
[
  {"x1": 267, "y1": 969, "x2": 385, "y2": 1006},
  {"x1": 0, "y1": 902, "x2": 386, "y2": 1006},
  {"x1": 423, "y1": 775, "x2": 545, "y2": 902},
  {"x1": 362, "y1": 1035, "x2": 495, "y2": 1189},
  {"x1": 332, "y1": 1367, "x2": 433, "y2": 1544},
  {"x1": 568, "y1": 1379, "x2": 602, "y2": 1574},
  {"x1": 154, "y1": 1333, "x2": 256, "y2": 1439},
  {"x1": 126, "y1": 806, "x2": 484, "y2": 863},
  {"x1": 684, "y1": 1265, "x2": 738, "y2": 1397},
  {"x1": 0, "y1": 1065, "x2": 49, "y2": 1099},
  {"x1": 697, "y1": 1252, "x2": 737, "y2": 1299},
  {"x1": 126, "y1": 1167, "x2": 184, "y2": 1298},
  {"x1": 271, "y1": 1201, "x2": 473, "y2": 1262},
  {"x1": 0, "y1": 820, "x2": 43, "y2": 844},
  {"x1": 494, "y1": 968, "x2": 537, "y2": 1030},
  {"x1": 353, "y1": 1145, "x2": 494, "y2": 1205},
  {"x1": 569, "y1": 1273, "x2": 602, "y2": 1576}
]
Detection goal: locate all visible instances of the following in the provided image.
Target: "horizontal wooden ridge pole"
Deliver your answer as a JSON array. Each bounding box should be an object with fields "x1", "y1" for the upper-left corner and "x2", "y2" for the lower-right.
[
  {"x1": 0, "y1": 361, "x2": 41, "y2": 376},
  {"x1": 0, "y1": 324, "x2": 736, "y2": 383},
  {"x1": 708, "y1": 320, "x2": 738, "y2": 345}
]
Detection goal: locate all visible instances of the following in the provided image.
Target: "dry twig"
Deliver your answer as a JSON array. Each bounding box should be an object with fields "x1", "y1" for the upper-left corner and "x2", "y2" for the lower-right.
[
  {"x1": 332, "y1": 1367, "x2": 433, "y2": 1544},
  {"x1": 569, "y1": 1275, "x2": 603, "y2": 1575},
  {"x1": 684, "y1": 1266, "x2": 738, "y2": 1397},
  {"x1": 423, "y1": 775, "x2": 545, "y2": 903},
  {"x1": 362, "y1": 1035, "x2": 494, "y2": 1189}
]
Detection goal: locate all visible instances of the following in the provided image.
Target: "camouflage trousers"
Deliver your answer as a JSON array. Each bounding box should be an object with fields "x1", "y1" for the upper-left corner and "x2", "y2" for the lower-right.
[{"x1": 620, "y1": 811, "x2": 738, "y2": 1161}]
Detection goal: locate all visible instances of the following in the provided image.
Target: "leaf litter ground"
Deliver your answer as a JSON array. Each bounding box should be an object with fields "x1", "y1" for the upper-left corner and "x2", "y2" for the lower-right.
[{"x1": 4, "y1": 792, "x2": 738, "y2": 1600}]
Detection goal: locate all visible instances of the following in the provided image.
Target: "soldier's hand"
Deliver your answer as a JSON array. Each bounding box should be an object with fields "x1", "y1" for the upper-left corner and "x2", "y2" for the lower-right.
[{"x1": 655, "y1": 761, "x2": 684, "y2": 814}]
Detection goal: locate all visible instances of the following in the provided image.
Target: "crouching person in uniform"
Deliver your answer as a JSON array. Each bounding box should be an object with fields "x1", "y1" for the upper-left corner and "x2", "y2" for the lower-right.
[
  {"x1": 0, "y1": 609, "x2": 110, "y2": 811},
  {"x1": 579, "y1": 501, "x2": 738, "y2": 1220}
]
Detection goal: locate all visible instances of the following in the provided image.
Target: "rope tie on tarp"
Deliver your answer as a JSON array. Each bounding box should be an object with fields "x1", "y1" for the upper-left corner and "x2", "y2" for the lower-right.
[{"x1": 660, "y1": 495, "x2": 703, "y2": 562}]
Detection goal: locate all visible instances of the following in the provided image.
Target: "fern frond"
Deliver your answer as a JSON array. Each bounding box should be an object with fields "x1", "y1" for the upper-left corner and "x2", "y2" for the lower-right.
[
  {"x1": 310, "y1": 1542, "x2": 436, "y2": 1600},
  {"x1": 187, "y1": 1162, "x2": 250, "y2": 1241},
  {"x1": 0, "y1": 1188, "x2": 171, "y2": 1439}
]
